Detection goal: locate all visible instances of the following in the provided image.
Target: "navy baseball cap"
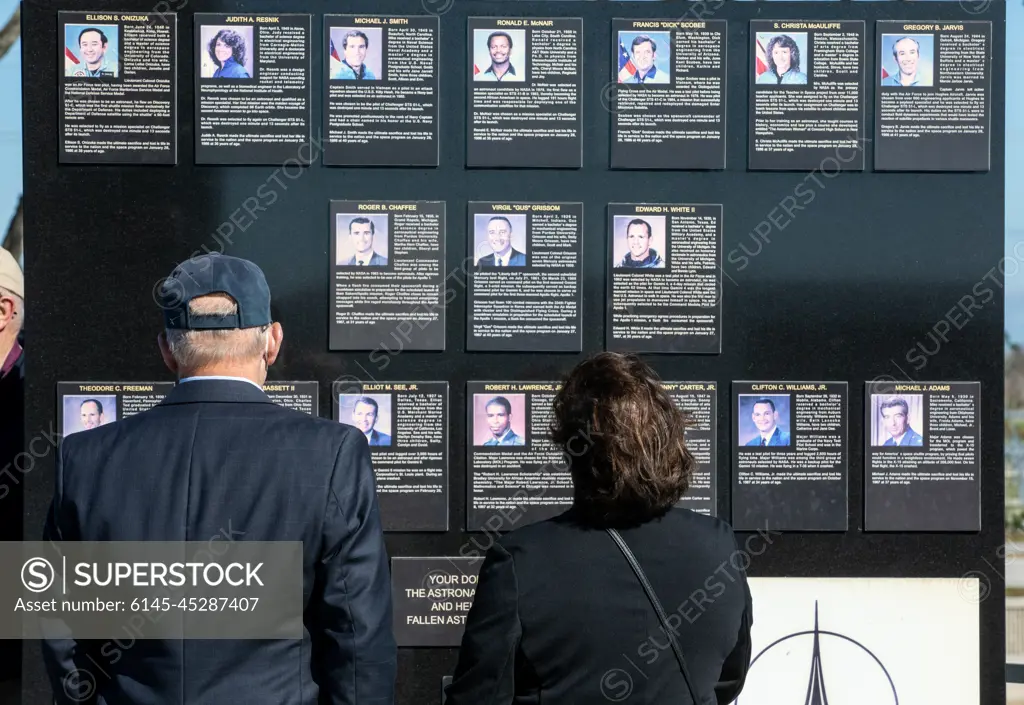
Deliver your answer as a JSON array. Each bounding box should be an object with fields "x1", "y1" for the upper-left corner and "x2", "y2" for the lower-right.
[{"x1": 159, "y1": 254, "x2": 272, "y2": 330}]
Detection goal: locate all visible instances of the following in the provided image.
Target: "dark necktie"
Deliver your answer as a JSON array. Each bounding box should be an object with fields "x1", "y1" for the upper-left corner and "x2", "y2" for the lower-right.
[{"x1": 760, "y1": 437, "x2": 766, "y2": 446}]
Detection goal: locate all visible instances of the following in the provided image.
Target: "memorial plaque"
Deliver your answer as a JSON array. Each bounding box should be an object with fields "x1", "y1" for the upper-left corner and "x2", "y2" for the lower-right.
[
  {"x1": 611, "y1": 18, "x2": 727, "y2": 170},
  {"x1": 392, "y1": 557, "x2": 481, "y2": 647},
  {"x1": 732, "y1": 381, "x2": 849, "y2": 532},
  {"x1": 334, "y1": 381, "x2": 449, "y2": 532},
  {"x1": 329, "y1": 200, "x2": 446, "y2": 351},
  {"x1": 263, "y1": 381, "x2": 318, "y2": 416},
  {"x1": 194, "y1": 13, "x2": 312, "y2": 165},
  {"x1": 467, "y1": 202, "x2": 583, "y2": 352},
  {"x1": 864, "y1": 381, "x2": 981, "y2": 532},
  {"x1": 466, "y1": 381, "x2": 571, "y2": 531},
  {"x1": 56, "y1": 382, "x2": 175, "y2": 436},
  {"x1": 467, "y1": 17, "x2": 583, "y2": 168},
  {"x1": 606, "y1": 203, "x2": 722, "y2": 354},
  {"x1": 323, "y1": 14, "x2": 439, "y2": 167},
  {"x1": 874, "y1": 20, "x2": 992, "y2": 171},
  {"x1": 58, "y1": 11, "x2": 177, "y2": 164}
]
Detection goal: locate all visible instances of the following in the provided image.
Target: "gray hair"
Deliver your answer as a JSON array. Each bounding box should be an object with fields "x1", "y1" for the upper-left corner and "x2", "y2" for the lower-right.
[{"x1": 164, "y1": 294, "x2": 268, "y2": 371}]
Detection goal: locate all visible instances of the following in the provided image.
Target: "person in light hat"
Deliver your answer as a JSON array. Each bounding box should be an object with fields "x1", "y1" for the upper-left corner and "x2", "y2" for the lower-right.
[{"x1": 0, "y1": 247, "x2": 22, "y2": 382}]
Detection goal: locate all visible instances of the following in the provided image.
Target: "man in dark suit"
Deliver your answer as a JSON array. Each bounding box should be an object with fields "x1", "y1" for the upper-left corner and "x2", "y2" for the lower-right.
[
  {"x1": 480, "y1": 396, "x2": 525, "y2": 446},
  {"x1": 41, "y1": 254, "x2": 396, "y2": 705},
  {"x1": 744, "y1": 398, "x2": 791, "y2": 447},
  {"x1": 343, "y1": 216, "x2": 388, "y2": 266},
  {"x1": 350, "y1": 396, "x2": 391, "y2": 447},
  {"x1": 476, "y1": 216, "x2": 526, "y2": 267}
]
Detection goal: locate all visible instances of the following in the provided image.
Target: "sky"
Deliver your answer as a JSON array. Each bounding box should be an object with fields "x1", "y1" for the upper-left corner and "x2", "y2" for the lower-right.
[
  {"x1": 0, "y1": 0, "x2": 20, "y2": 266},
  {"x1": 1007, "y1": 1, "x2": 1024, "y2": 343}
]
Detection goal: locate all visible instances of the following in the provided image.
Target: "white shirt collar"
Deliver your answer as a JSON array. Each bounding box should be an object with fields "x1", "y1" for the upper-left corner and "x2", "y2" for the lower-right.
[
  {"x1": 179, "y1": 375, "x2": 262, "y2": 390},
  {"x1": 892, "y1": 431, "x2": 907, "y2": 445},
  {"x1": 761, "y1": 425, "x2": 777, "y2": 441}
]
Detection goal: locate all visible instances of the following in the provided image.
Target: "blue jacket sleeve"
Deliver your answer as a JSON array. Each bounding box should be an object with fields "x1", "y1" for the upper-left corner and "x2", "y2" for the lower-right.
[
  {"x1": 311, "y1": 429, "x2": 397, "y2": 704},
  {"x1": 443, "y1": 543, "x2": 521, "y2": 705}
]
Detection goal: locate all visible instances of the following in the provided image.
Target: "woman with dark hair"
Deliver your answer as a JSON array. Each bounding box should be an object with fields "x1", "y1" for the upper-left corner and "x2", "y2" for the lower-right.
[
  {"x1": 756, "y1": 33, "x2": 807, "y2": 85},
  {"x1": 445, "y1": 352, "x2": 753, "y2": 705},
  {"x1": 208, "y1": 29, "x2": 250, "y2": 79}
]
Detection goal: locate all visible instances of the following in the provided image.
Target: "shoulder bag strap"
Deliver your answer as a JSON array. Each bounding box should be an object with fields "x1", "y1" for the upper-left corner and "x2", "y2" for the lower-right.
[{"x1": 607, "y1": 527, "x2": 705, "y2": 705}]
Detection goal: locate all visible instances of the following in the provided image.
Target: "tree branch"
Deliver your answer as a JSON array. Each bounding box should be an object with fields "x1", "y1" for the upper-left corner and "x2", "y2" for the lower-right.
[{"x1": 0, "y1": 7, "x2": 20, "y2": 64}]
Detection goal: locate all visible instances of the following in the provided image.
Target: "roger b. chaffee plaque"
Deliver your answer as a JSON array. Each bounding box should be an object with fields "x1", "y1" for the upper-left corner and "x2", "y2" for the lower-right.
[
  {"x1": 329, "y1": 200, "x2": 446, "y2": 351},
  {"x1": 323, "y1": 15, "x2": 439, "y2": 167},
  {"x1": 59, "y1": 11, "x2": 177, "y2": 164}
]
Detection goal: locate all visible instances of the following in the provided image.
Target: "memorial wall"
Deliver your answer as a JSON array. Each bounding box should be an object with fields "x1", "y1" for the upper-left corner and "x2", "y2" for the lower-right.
[{"x1": 23, "y1": 1, "x2": 1006, "y2": 703}]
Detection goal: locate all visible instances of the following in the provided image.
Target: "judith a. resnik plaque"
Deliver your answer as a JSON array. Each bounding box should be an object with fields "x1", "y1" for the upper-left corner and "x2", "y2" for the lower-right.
[
  {"x1": 59, "y1": 11, "x2": 178, "y2": 164},
  {"x1": 194, "y1": 13, "x2": 312, "y2": 165}
]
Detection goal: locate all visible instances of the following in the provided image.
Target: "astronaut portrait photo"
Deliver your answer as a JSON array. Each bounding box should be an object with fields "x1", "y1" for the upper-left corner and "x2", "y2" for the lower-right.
[
  {"x1": 474, "y1": 214, "x2": 527, "y2": 267},
  {"x1": 473, "y1": 29, "x2": 526, "y2": 83},
  {"x1": 880, "y1": 34, "x2": 934, "y2": 88},
  {"x1": 738, "y1": 394, "x2": 791, "y2": 447},
  {"x1": 612, "y1": 216, "x2": 666, "y2": 270},
  {"x1": 473, "y1": 393, "x2": 527, "y2": 446},
  {"x1": 871, "y1": 394, "x2": 925, "y2": 447},
  {"x1": 329, "y1": 27, "x2": 382, "y2": 81},
  {"x1": 337, "y1": 213, "x2": 389, "y2": 267},
  {"x1": 62, "y1": 394, "x2": 118, "y2": 436},
  {"x1": 64, "y1": 24, "x2": 119, "y2": 78},
  {"x1": 755, "y1": 32, "x2": 809, "y2": 86},
  {"x1": 338, "y1": 393, "x2": 393, "y2": 447},
  {"x1": 617, "y1": 31, "x2": 671, "y2": 85},
  {"x1": 200, "y1": 26, "x2": 254, "y2": 79}
]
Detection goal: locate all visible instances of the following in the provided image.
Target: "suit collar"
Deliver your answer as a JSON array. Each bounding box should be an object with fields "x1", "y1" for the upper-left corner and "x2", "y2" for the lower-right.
[{"x1": 159, "y1": 378, "x2": 274, "y2": 406}]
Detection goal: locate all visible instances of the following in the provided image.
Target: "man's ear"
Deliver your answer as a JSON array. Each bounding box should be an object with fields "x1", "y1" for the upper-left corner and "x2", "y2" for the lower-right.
[
  {"x1": 266, "y1": 322, "x2": 284, "y2": 366},
  {"x1": 157, "y1": 331, "x2": 178, "y2": 375}
]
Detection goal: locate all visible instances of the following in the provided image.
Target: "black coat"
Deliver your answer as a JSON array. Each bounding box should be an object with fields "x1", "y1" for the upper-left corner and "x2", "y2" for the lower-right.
[{"x1": 445, "y1": 506, "x2": 752, "y2": 705}]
